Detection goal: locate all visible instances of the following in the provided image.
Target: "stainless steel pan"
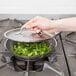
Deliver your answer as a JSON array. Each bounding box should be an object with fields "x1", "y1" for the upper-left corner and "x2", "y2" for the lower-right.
[
  {"x1": 4, "y1": 39, "x2": 56, "y2": 61},
  {"x1": 4, "y1": 28, "x2": 57, "y2": 61}
]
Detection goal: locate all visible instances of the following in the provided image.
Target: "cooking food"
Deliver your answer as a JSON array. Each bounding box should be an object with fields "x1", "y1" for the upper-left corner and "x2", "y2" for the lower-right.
[{"x1": 13, "y1": 41, "x2": 51, "y2": 56}]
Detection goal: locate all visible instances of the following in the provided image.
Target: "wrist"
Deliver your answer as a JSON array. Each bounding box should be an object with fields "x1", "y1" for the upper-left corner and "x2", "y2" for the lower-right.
[
  {"x1": 49, "y1": 20, "x2": 62, "y2": 32},
  {"x1": 53, "y1": 19, "x2": 66, "y2": 32}
]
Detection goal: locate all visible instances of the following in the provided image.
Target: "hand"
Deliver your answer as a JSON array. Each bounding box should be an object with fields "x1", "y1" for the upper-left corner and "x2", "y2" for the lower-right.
[{"x1": 21, "y1": 16, "x2": 58, "y2": 33}]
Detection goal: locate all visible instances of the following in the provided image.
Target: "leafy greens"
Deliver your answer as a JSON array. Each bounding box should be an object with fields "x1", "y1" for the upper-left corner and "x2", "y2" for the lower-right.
[{"x1": 13, "y1": 41, "x2": 51, "y2": 56}]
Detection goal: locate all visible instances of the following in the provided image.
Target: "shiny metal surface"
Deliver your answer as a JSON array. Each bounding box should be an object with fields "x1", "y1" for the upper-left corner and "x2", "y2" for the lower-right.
[{"x1": 4, "y1": 28, "x2": 51, "y2": 42}]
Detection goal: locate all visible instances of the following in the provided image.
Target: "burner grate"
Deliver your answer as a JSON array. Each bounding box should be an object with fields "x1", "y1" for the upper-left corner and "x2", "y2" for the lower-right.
[{"x1": 65, "y1": 32, "x2": 76, "y2": 44}]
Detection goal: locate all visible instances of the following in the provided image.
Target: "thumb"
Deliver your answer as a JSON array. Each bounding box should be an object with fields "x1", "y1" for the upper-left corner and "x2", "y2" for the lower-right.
[{"x1": 21, "y1": 25, "x2": 25, "y2": 29}]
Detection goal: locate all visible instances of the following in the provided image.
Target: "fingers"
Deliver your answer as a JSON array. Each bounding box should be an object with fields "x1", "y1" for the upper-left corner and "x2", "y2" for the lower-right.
[
  {"x1": 21, "y1": 23, "x2": 34, "y2": 29},
  {"x1": 21, "y1": 16, "x2": 40, "y2": 29},
  {"x1": 33, "y1": 26, "x2": 41, "y2": 33},
  {"x1": 21, "y1": 23, "x2": 41, "y2": 33},
  {"x1": 21, "y1": 16, "x2": 55, "y2": 33}
]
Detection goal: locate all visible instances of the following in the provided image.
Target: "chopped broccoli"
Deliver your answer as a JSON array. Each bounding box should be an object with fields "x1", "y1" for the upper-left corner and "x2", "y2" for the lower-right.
[{"x1": 13, "y1": 41, "x2": 51, "y2": 56}]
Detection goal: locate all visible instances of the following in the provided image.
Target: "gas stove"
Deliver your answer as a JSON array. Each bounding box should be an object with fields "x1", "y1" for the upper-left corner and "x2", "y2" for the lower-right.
[{"x1": 0, "y1": 19, "x2": 69, "y2": 76}]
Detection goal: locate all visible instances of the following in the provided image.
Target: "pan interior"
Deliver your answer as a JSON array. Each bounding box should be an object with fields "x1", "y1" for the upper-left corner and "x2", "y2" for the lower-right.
[
  {"x1": 4, "y1": 39, "x2": 56, "y2": 60},
  {"x1": 5, "y1": 39, "x2": 55, "y2": 56}
]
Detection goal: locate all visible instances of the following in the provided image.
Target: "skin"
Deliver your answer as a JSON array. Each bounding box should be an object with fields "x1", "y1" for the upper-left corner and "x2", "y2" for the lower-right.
[{"x1": 21, "y1": 16, "x2": 76, "y2": 33}]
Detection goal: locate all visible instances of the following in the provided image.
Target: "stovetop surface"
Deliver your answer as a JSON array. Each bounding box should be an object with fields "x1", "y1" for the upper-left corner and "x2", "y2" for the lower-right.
[
  {"x1": 62, "y1": 32, "x2": 76, "y2": 76},
  {"x1": 0, "y1": 19, "x2": 73, "y2": 76}
]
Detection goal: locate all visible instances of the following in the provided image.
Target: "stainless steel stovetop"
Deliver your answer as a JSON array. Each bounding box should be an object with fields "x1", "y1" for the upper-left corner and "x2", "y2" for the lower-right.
[{"x1": 0, "y1": 18, "x2": 74, "y2": 76}]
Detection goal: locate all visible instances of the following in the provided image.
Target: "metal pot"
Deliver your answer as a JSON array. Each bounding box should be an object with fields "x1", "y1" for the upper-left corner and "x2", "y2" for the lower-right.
[
  {"x1": 4, "y1": 38, "x2": 57, "y2": 61},
  {"x1": 4, "y1": 28, "x2": 57, "y2": 61}
]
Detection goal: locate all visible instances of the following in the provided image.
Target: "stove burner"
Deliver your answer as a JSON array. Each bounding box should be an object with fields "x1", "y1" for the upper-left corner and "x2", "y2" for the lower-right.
[
  {"x1": 1, "y1": 55, "x2": 64, "y2": 76},
  {"x1": 2, "y1": 53, "x2": 64, "y2": 76},
  {"x1": 11, "y1": 56, "x2": 48, "y2": 72}
]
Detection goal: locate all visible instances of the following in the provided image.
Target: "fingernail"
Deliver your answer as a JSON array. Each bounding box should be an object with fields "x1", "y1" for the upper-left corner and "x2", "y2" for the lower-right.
[{"x1": 36, "y1": 30, "x2": 41, "y2": 33}]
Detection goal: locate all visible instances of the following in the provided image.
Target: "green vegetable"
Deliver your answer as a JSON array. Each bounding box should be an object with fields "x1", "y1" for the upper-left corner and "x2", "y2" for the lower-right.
[{"x1": 13, "y1": 41, "x2": 51, "y2": 56}]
